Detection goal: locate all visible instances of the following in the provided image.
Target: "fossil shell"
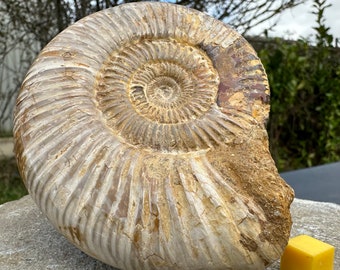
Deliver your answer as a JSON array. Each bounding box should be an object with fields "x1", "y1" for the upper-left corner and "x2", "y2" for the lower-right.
[{"x1": 14, "y1": 2, "x2": 294, "y2": 270}]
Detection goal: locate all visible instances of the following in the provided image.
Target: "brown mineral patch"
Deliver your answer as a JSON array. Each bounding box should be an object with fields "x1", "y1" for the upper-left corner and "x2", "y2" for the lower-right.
[
  {"x1": 153, "y1": 217, "x2": 160, "y2": 232},
  {"x1": 133, "y1": 229, "x2": 141, "y2": 247},
  {"x1": 63, "y1": 226, "x2": 83, "y2": 243},
  {"x1": 62, "y1": 51, "x2": 75, "y2": 60},
  {"x1": 240, "y1": 233, "x2": 258, "y2": 252}
]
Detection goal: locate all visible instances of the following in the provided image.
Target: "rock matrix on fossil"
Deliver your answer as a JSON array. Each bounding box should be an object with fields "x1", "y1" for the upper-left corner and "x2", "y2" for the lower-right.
[{"x1": 14, "y1": 2, "x2": 294, "y2": 270}]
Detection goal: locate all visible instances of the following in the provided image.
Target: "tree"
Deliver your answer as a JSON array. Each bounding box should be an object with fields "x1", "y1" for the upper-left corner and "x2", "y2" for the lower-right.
[
  {"x1": 68, "y1": 0, "x2": 307, "y2": 34},
  {"x1": 0, "y1": 0, "x2": 70, "y2": 133},
  {"x1": 184, "y1": 0, "x2": 307, "y2": 34}
]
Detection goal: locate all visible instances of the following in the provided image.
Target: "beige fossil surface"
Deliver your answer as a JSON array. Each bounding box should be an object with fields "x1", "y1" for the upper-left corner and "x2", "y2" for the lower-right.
[{"x1": 13, "y1": 2, "x2": 294, "y2": 269}]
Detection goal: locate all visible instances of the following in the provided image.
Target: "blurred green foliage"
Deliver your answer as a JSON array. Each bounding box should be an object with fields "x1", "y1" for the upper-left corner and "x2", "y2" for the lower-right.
[
  {"x1": 259, "y1": 0, "x2": 340, "y2": 171},
  {"x1": 0, "y1": 157, "x2": 28, "y2": 204}
]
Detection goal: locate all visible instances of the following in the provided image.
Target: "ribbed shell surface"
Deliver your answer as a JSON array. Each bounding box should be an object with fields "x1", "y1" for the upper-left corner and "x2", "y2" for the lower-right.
[{"x1": 14, "y1": 3, "x2": 294, "y2": 270}]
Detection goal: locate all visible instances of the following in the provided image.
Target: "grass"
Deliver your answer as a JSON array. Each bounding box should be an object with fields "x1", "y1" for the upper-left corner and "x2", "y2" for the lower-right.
[
  {"x1": 0, "y1": 131, "x2": 13, "y2": 138},
  {"x1": 0, "y1": 156, "x2": 28, "y2": 204}
]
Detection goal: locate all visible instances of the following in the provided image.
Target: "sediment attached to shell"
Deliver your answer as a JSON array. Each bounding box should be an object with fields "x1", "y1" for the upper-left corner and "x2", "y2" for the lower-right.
[{"x1": 14, "y1": 2, "x2": 294, "y2": 270}]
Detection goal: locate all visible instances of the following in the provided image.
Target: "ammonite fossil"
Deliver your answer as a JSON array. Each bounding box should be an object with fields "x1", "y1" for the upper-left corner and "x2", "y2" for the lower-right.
[{"x1": 14, "y1": 2, "x2": 294, "y2": 270}]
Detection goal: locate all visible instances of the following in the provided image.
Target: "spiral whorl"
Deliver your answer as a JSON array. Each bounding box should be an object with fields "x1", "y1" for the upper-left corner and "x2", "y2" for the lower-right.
[{"x1": 97, "y1": 39, "x2": 221, "y2": 152}]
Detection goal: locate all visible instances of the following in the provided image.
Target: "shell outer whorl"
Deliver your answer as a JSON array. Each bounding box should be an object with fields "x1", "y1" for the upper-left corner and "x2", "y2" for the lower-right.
[{"x1": 13, "y1": 2, "x2": 293, "y2": 270}]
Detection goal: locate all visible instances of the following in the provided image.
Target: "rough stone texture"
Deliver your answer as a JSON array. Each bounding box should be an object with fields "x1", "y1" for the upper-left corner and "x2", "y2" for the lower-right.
[{"x1": 0, "y1": 195, "x2": 338, "y2": 270}]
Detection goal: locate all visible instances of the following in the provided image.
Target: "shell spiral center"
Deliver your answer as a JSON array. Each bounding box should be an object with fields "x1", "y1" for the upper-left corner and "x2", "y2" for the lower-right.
[{"x1": 96, "y1": 39, "x2": 220, "y2": 151}]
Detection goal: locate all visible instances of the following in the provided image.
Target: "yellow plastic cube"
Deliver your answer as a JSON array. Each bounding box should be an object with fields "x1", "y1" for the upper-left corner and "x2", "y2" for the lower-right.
[{"x1": 280, "y1": 235, "x2": 335, "y2": 270}]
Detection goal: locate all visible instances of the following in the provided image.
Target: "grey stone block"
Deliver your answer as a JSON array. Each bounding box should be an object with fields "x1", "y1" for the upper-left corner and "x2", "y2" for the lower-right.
[{"x1": 0, "y1": 196, "x2": 339, "y2": 270}]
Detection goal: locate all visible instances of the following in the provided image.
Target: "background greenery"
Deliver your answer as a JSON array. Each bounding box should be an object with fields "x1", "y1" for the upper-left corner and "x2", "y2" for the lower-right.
[
  {"x1": 0, "y1": 157, "x2": 27, "y2": 204},
  {"x1": 258, "y1": 0, "x2": 340, "y2": 171},
  {"x1": 0, "y1": 0, "x2": 339, "y2": 204}
]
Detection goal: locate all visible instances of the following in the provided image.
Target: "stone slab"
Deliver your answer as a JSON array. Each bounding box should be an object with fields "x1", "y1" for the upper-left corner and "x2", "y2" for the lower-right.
[{"x1": 0, "y1": 195, "x2": 339, "y2": 270}]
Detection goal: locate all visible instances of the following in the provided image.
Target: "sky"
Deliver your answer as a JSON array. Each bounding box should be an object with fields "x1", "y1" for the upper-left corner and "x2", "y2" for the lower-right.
[{"x1": 248, "y1": 0, "x2": 340, "y2": 42}]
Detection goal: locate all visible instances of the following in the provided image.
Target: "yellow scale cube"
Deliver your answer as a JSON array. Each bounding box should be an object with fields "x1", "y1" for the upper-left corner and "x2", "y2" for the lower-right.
[{"x1": 280, "y1": 235, "x2": 335, "y2": 270}]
